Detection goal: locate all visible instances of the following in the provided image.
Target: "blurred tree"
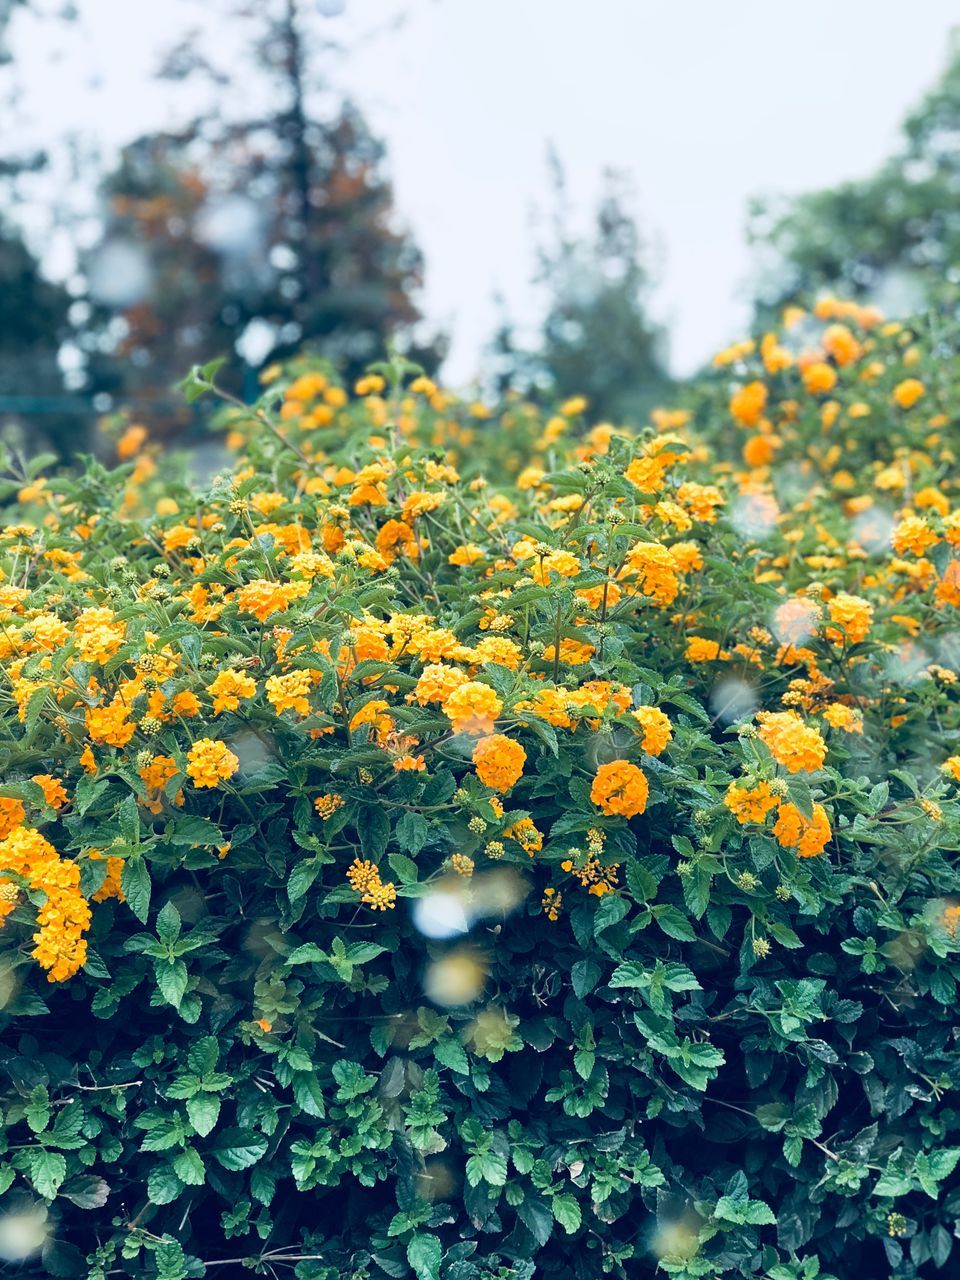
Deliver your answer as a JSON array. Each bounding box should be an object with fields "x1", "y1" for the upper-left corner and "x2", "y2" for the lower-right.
[
  {"x1": 750, "y1": 32, "x2": 960, "y2": 321},
  {"x1": 537, "y1": 165, "x2": 671, "y2": 422},
  {"x1": 77, "y1": 103, "x2": 437, "y2": 435},
  {"x1": 0, "y1": 0, "x2": 438, "y2": 448},
  {"x1": 0, "y1": 218, "x2": 77, "y2": 456},
  {"x1": 0, "y1": 0, "x2": 81, "y2": 456},
  {"x1": 495, "y1": 158, "x2": 671, "y2": 423},
  {"x1": 70, "y1": 0, "x2": 440, "y2": 433}
]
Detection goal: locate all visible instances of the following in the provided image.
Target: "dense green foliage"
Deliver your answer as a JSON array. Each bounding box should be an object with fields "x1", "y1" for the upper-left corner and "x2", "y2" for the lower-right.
[{"x1": 3, "y1": 312, "x2": 960, "y2": 1280}]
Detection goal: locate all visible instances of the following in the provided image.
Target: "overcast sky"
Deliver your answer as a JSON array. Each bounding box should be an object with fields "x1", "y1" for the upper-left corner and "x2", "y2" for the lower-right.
[{"x1": 9, "y1": 0, "x2": 960, "y2": 382}]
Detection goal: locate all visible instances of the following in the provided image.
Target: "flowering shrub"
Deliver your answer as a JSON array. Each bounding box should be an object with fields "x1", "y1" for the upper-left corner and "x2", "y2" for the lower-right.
[{"x1": 2, "y1": 308, "x2": 960, "y2": 1279}]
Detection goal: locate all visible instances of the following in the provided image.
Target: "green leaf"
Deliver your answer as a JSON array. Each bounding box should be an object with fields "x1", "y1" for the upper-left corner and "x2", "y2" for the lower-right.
[
  {"x1": 187, "y1": 1036, "x2": 219, "y2": 1077},
  {"x1": 167, "y1": 815, "x2": 222, "y2": 846},
  {"x1": 187, "y1": 1093, "x2": 220, "y2": 1137},
  {"x1": 29, "y1": 1149, "x2": 66, "y2": 1199},
  {"x1": 357, "y1": 806, "x2": 389, "y2": 857},
  {"x1": 60, "y1": 1174, "x2": 110, "y2": 1209},
  {"x1": 434, "y1": 1038, "x2": 470, "y2": 1075},
  {"x1": 395, "y1": 811, "x2": 431, "y2": 855},
  {"x1": 571, "y1": 959, "x2": 602, "y2": 998},
  {"x1": 24, "y1": 1085, "x2": 51, "y2": 1134},
  {"x1": 155, "y1": 959, "x2": 188, "y2": 1009},
  {"x1": 172, "y1": 1147, "x2": 205, "y2": 1186},
  {"x1": 681, "y1": 865, "x2": 712, "y2": 919},
  {"x1": 652, "y1": 905, "x2": 696, "y2": 942},
  {"x1": 147, "y1": 1165, "x2": 184, "y2": 1205},
  {"x1": 287, "y1": 859, "x2": 323, "y2": 901},
  {"x1": 208, "y1": 1126, "x2": 268, "y2": 1170},
  {"x1": 518, "y1": 1195, "x2": 554, "y2": 1246},
  {"x1": 122, "y1": 858, "x2": 151, "y2": 924},
  {"x1": 742, "y1": 1199, "x2": 777, "y2": 1225},
  {"x1": 609, "y1": 961, "x2": 648, "y2": 989},
  {"x1": 388, "y1": 852, "x2": 418, "y2": 883},
  {"x1": 117, "y1": 793, "x2": 140, "y2": 844},
  {"x1": 552, "y1": 1193, "x2": 582, "y2": 1234},
  {"x1": 407, "y1": 1234, "x2": 442, "y2": 1280},
  {"x1": 465, "y1": 1151, "x2": 508, "y2": 1186},
  {"x1": 624, "y1": 860, "x2": 660, "y2": 901},
  {"x1": 156, "y1": 900, "x2": 182, "y2": 945},
  {"x1": 285, "y1": 943, "x2": 328, "y2": 965}
]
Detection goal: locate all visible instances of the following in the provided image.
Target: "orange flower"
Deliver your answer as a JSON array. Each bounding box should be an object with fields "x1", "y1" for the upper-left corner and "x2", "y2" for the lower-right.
[
  {"x1": 31, "y1": 775, "x2": 68, "y2": 810},
  {"x1": 632, "y1": 706, "x2": 672, "y2": 756},
  {"x1": 473, "y1": 734, "x2": 526, "y2": 792},
  {"x1": 724, "y1": 780, "x2": 779, "y2": 825},
  {"x1": 729, "y1": 381, "x2": 768, "y2": 427},
  {"x1": 442, "y1": 682, "x2": 502, "y2": 735},
  {"x1": 773, "y1": 802, "x2": 831, "y2": 857},
  {"x1": 235, "y1": 578, "x2": 309, "y2": 622},
  {"x1": 0, "y1": 797, "x2": 26, "y2": 838},
  {"x1": 85, "y1": 701, "x2": 135, "y2": 748},
  {"x1": 207, "y1": 669, "x2": 257, "y2": 714},
  {"x1": 892, "y1": 378, "x2": 925, "y2": 409},
  {"x1": 821, "y1": 324, "x2": 861, "y2": 367},
  {"x1": 892, "y1": 515, "x2": 939, "y2": 557},
  {"x1": 590, "y1": 760, "x2": 649, "y2": 819},
  {"x1": 802, "y1": 362, "x2": 837, "y2": 395}
]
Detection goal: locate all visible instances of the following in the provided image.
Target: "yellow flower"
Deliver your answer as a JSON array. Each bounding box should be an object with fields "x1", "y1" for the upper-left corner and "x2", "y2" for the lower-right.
[
  {"x1": 314, "y1": 793, "x2": 344, "y2": 820},
  {"x1": 632, "y1": 706, "x2": 672, "y2": 755},
  {"x1": 825, "y1": 592, "x2": 873, "y2": 645},
  {"x1": 473, "y1": 734, "x2": 526, "y2": 793},
  {"x1": 207, "y1": 669, "x2": 257, "y2": 715},
  {"x1": 442, "y1": 682, "x2": 502, "y2": 735},
  {"x1": 266, "y1": 671, "x2": 314, "y2": 716},
  {"x1": 724, "y1": 780, "x2": 779, "y2": 825},
  {"x1": 186, "y1": 738, "x2": 239, "y2": 789},
  {"x1": 346, "y1": 857, "x2": 396, "y2": 910},
  {"x1": 0, "y1": 826, "x2": 90, "y2": 981},
  {"x1": 504, "y1": 817, "x2": 543, "y2": 855},
  {"x1": 757, "y1": 711, "x2": 826, "y2": 774},
  {"x1": 892, "y1": 515, "x2": 939, "y2": 557}
]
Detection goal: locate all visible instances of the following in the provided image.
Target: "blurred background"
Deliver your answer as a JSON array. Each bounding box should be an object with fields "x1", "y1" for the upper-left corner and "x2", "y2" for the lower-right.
[{"x1": 2, "y1": 0, "x2": 960, "y2": 457}]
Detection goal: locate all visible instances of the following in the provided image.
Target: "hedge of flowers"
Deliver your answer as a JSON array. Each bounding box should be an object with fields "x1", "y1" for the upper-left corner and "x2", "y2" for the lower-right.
[{"x1": 2, "y1": 300, "x2": 960, "y2": 1279}]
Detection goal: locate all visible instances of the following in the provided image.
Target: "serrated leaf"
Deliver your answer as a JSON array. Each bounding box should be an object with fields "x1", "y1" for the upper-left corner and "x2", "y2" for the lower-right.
[
  {"x1": 208, "y1": 1126, "x2": 267, "y2": 1170},
  {"x1": 29, "y1": 1149, "x2": 66, "y2": 1199},
  {"x1": 122, "y1": 858, "x2": 151, "y2": 924},
  {"x1": 407, "y1": 1234, "x2": 441, "y2": 1280},
  {"x1": 187, "y1": 1093, "x2": 220, "y2": 1137}
]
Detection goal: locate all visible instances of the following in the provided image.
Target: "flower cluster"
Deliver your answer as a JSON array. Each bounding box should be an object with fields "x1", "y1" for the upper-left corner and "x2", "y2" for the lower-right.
[{"x1": 3, "y1": 307, "x2": 960, "y2": 1279}]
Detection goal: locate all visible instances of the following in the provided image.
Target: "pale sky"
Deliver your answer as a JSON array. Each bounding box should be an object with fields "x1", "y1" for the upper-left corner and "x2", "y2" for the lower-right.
[{"x1": 7, "y1": 0, "x2": 960, "y2": 383}]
